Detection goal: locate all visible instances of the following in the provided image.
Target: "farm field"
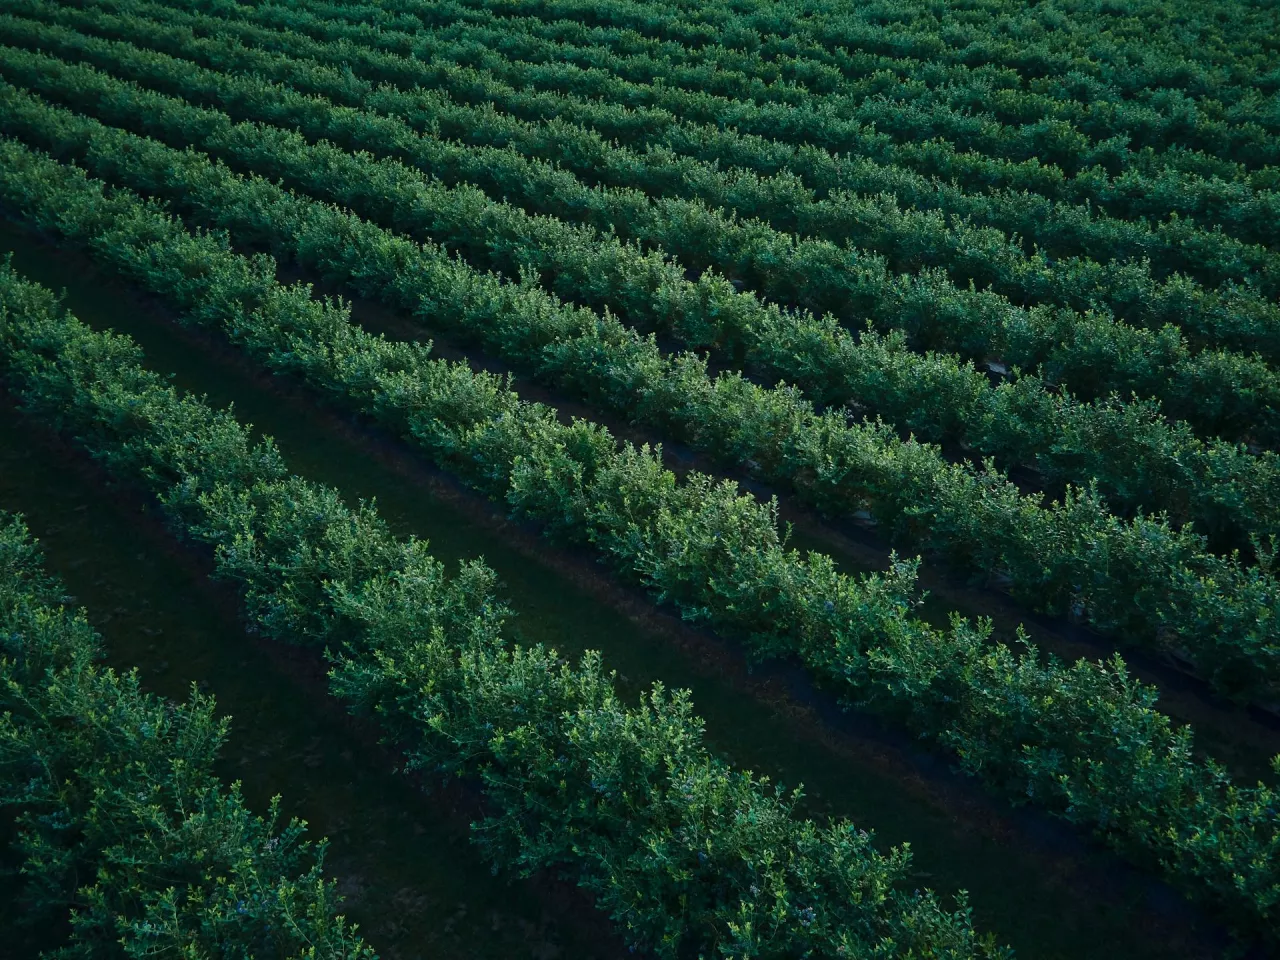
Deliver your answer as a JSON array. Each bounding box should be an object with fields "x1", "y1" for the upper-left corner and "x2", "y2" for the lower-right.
[{"x1": 0, "y1": 0, "x2": 1277, "y2": 957}]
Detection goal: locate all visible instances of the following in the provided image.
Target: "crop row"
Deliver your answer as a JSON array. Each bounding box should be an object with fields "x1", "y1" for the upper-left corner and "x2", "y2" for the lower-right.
[
  {"x1": 117, "y1": 0, "x2": 1280, "y2": 203},
  {"x1": 313, "y1": 0, "x2": 858, "y2": 98},
  {"x1": 270, "y1": 0, "x2": 1275, "y2": 128},
  {"x1": 173, "y1": 0, "x2": 1279, "y2": 179},
  {"x1": 148, "y1": 0, "x2": 1280, "y2": 327},
  {"x1": 3, "y1": 137, "x2": 1279, "y2": 947},
  {"x1": 0, "y1": 258, "x2": 1004, "y2": 960},
  {"x1": 12, "y1": 10, "x2": 1280, "y2": 464},
  {"x1": 24, "y1": 0, "x2": 1280, "y2": 389},
  {"x1": 9, "y1": 86, "x2": 1280, "y2": 700},
  {"x1": 434, "y1": 0, "x2": 1280, "y2": 98},
  {"x1": 6, "y1": 39, "x2": 1280, "y2": 563},
  {"x1": 161, "y1": 0, "x2": 1280, "y2": 291},
  {"x1": 0, "y1": 504, "x2": 372, "y2": 959},
  {"x1": 256, "y1": 0, "x2": 1280, "y2": 170},
  {"x1": 340, "y1": 0, "x2": 1280, "y2": 135},
  {"x1": 34, "y1": 0, "x2": 1280, "y2": 248}
]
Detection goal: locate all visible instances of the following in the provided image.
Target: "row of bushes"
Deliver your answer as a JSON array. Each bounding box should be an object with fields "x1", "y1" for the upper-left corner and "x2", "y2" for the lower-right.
[
  {"x1": 0, "y1": 509, "x2": 375, "y2": 959},
  {"x1": 347, "y1": 0, "x2": 1280, "y2": 144},
  {"x1": 279, "y1": 0, "x2": 1280, "y2": 175},
  {"x1": 23, "y1": 0, "x2": 1280, "y2": 456},
  {"x1": 370, "y1": 0, "x2": 1280, "y2": 298},
  {"x1": 149, "y1": 0, "x2": 1280, "y2": 177},
  {"x1": 26, "y1": 0, "x2": 1280, "y2": 265},
  {"x1": 8, "y1": 33, "x2": 1280, "y2": 548},
  {"x1": 78, "y1": 0, "x2": 1280, "y2": 288},
  {"x1": 117, "y1": 0, "x2": 1280, "y2": 239},
  {"x1": 368, "y1": 0, "x2": 1280, "y2": 293},
  {"x1": 48, "y1": 0, "x2": 1280, "y2": 366},
  {"x1": 38, "y1": 0, "x2": 1280, "y2": 354},
  {"x1": 7, "y1": 36, "x2": 1280, "y2": 552},
  {"x1": 6, "y1": 86, "x2": 1280, "y2": 700},
  {"x1": 428, "y1": 0, "x2": 1280, "y2": 104},
  {"x1": 1, "y1": 138, "x2": 1277, "y2": 944},
  {"x1": 0, "y1": 259, "x2": 1003, "y2": 960}
]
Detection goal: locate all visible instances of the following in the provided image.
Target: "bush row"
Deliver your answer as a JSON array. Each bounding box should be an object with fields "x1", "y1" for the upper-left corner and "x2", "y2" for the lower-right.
[
  {"x1": 271, "y1": 0, "x2": 1280, "y2": 172},
  {"x1": 37, "y1": 0, "x2": 1280, "y2": 294},
  {"x1": 7, "y1": 39, "x2": 1280, "y2": 550},
  {"x1": 30, "y1": 0, "x2": 1280, "y2": 363},
  {"x1": 333, "y1": 0, "x2": 1280, "y2": 137},
  {"x1": 0, "y1": 507, "x2": 374, "y2": 959},
  {"x1": 25, "y1": 0, "x2": 1280, "y2": 435},
  {"x1": 138, "y1": 0, "x2": 1280, "y2": 177},
  {"x1": 427, "y1": 0, "x2": 1280, "y2": 103},
  {"x1": 317, "y1": 0, "x2": 1280, "y2": 293},
  {"x1": 1, "y1": 138, "x2": 1278, "y2": 945},
  {"x1": 31, "y1": 0, "x2": 1280, "y2": 249},
  {"x1": 8, "y1": 93, "x2": 1280, "y2": 701},
  {"x1": 10, "y1": 32, "x2": 1280, "y2": 527},
  {"x1": 158, "y1": 0, "x2": 1280, "y2": 183},
  {"x1": 0, "y1": 258, "x2": 1003, "y2": 960},
  {"x1": 62, "y1": 0, "x2": 1280, "y2": 282}
]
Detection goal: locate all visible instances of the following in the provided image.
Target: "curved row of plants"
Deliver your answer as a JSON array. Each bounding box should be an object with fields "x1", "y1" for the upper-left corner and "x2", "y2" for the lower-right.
[
  {"x1": 334, "y1": 0, "x2": 1280, "y2": 139},
  {"x1": 6, "y1": 37, "x2": 1280, "y2": 555},
  {"x1": 0, "y1": 508, "x2": 375, "y2": 959},
  {"x1": 256, "y1": 0, "x2": 1280, "y2": 172},
  {"x1": 0, "y1": 258, "x2": 1005, "y2": 960},
  {"x1": 66, "y1": 0, "x2": 1280, "y2": 346},
  {"x1": 143, "y1": 0, "x2": 1280, "y2": 298},
  {"x1": 33, "y1": 0, "x2": 1280, "y2": 249},
  {"x1": 432, "y1": 0, "x2": 1280, "y2": 101},
  {"x1": 11, "y1": 19, "x2": 1280, "y2": 470},
  {"x1": 22, "y1": 4, "x2": 1280, "y2": 428},
  {"x1": 151, "y1": 0, "x2": 1280, "y2": 178},
  {"x1": 416, "y1": 0, "x2": 1280, "y2": 127},
  {"x1": 8, "y1": 92, "x2": 1280, "y2": 703},
  {"x1": 2, "y1": 139, "x2": 1279, "y2": 948}
]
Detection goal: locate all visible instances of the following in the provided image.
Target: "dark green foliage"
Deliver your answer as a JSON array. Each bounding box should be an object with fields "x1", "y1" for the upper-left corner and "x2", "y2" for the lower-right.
[
  {"x1": 0, "y1": 261, "x2": 1003, "y2": 959},
  {"x1": 55, "y1": 0, "x2": 1280, "y2": 234},
  {"x1": 11, "y1": 0, "x2": 1280, "y2": 455},
  {"x1": 2, "y1": 90, "x2": 1278, "y2": 704},
  {"x1": 0, "y1": 513, "x2": 374, "y2": 959},
  {"x1": 0, "y1": 158, "x2": 1277, "y2": 943},
  {"x1": 122, "y1": 0, "x2": 1280, "y2": 342},
  {"x1": 1, "y1": 0, "x2": 1279, "y2": 949}
]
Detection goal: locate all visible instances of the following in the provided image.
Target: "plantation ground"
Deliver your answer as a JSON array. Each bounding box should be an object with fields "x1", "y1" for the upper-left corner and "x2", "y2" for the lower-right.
[{"x1": 0, "y1": 1, "x2": 1278, "y2": 958}]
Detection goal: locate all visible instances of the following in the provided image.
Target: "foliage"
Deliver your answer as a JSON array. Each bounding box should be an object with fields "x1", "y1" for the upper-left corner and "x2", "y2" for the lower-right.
[
  {"x1": 0, "y1": 512, "x2": 374, "y2": 959},
  {"x1": 15, "y1": 0, "x2": 1280, "y2": 445},
  {"x1": 0, "y1": 260, "x2": 1003, "y2": 960},
  {"x1": 0, "y1": 166, "x2": 1278, "y2": 944},
  {"x1": 2, "y1": 0, "x2": 1280, "y2": 949},
  {"x1": 7, "y1": 4, "x2": 1280, "y2": 550},
  {"x1": 3, "y1": 92, "x2": 1279, "y2": 704}
]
